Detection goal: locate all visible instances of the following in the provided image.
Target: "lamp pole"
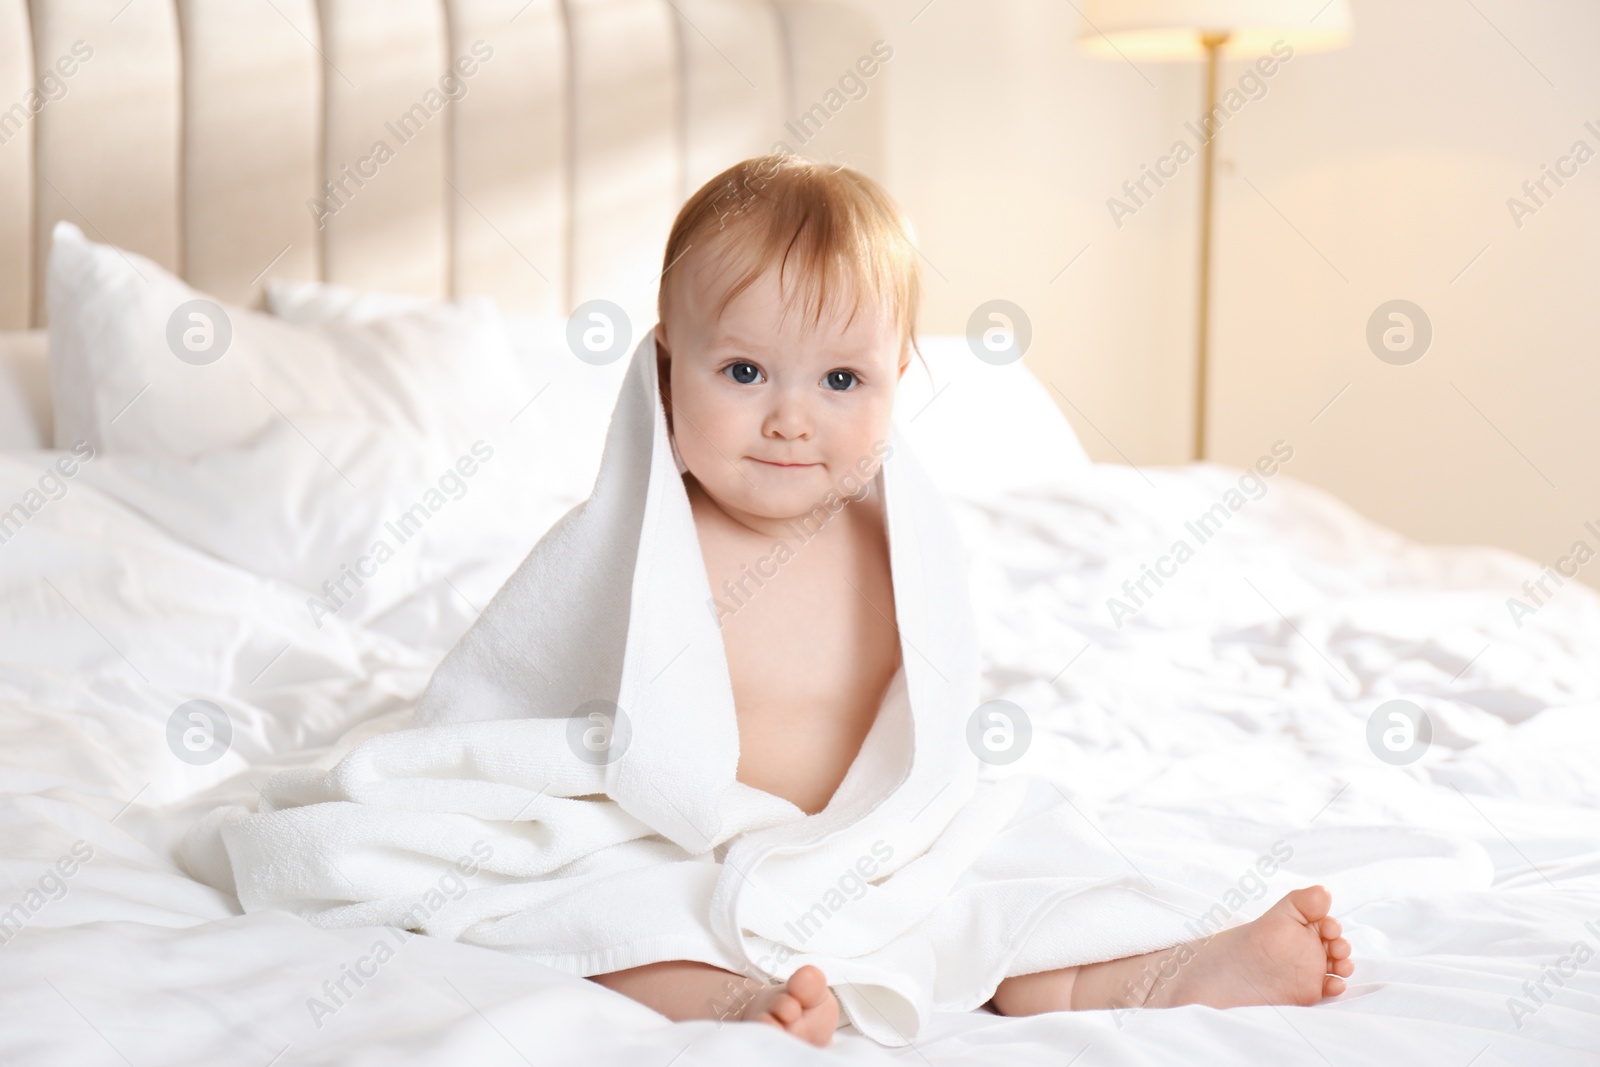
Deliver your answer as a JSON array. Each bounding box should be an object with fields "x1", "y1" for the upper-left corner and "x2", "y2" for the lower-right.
[{"x1": 1194, "y1": 31, "x2": 1228, "y2": 462}]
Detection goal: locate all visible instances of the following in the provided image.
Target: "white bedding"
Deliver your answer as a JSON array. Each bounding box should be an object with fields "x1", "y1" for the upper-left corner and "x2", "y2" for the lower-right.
[{"x1": 1, "y1": 335, "x2": 1597, "y2": 1063}]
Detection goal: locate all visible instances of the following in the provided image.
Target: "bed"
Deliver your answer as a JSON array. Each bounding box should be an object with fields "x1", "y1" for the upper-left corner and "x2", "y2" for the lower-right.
[{"x1": 2, "y1": 1, "x2": 1598, "y2": 1064}]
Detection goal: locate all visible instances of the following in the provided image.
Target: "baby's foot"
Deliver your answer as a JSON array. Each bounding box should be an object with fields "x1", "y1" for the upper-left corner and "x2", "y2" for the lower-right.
[
  {"x1": 740, "y1": 965, "x2": 840, "y2": 1046},
  {"x1": 1146, "y1": 885, "x2": 1353, "y2": 1009}
]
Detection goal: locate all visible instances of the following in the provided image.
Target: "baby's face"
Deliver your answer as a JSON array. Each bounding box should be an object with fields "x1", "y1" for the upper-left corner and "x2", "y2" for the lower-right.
[{"x1": 655, "y1": 252, "x2": 907, "y2": 528}]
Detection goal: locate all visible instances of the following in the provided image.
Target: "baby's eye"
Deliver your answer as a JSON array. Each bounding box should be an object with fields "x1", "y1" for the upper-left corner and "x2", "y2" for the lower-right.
[
  {"x1": 823, "y1": 369, "x2": 857, "y2": 391},
  {"x1": 723, "y1": 362, "x2": 763, "y2": 385}
]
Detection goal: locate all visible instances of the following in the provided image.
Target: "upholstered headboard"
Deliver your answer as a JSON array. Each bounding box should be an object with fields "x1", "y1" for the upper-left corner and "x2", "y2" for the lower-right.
[{"x1": 0, "y1": 0, "x2": 884, "y2": 330}]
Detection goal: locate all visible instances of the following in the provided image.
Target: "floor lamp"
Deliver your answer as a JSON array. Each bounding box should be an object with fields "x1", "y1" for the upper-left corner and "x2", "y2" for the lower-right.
[{"x1": 1079, "y1": 0, "x2": 1352, "y2": 461}]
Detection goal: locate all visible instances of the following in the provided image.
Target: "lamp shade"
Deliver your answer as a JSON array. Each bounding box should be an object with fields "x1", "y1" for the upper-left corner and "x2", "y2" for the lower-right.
[{"x1": 1080, "y1": 0, "x2": 1352, "y2": 60}]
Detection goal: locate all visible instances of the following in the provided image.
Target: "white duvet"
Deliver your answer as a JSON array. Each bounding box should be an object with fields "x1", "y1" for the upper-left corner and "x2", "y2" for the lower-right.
[{"x1": 1, "y1": 346, "x2": 1597, "y2": 1063}]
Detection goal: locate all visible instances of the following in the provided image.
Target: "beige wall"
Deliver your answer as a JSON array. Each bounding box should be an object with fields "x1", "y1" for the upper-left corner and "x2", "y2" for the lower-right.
[
  {"x1": 835, "y1": 0, "x2": 1599, "y2": 588},
  {"x1": 843, "y1": 0, "x2": 1199, "y2": 466}
]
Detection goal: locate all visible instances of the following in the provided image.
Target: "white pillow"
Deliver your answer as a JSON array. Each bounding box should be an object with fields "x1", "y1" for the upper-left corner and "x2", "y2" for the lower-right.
[
  {"x1": 42, "y1": 225, "x2": 566, "y2": 646},
  {"x1": 893, "y1": 334, "x2": 1090, "y2": 498},
  {"x1": 269, "y1": 280, "x2": 632, "y2": 512},
  {"x1": 265, "y1": 277, "x2": 431, "y2": 325},
  {"x1": 46, "y1": 221, "x2": 528, "y2": 458},
  {"x1": 71, "y1": 414, "x2": 564, "y2": 649}
]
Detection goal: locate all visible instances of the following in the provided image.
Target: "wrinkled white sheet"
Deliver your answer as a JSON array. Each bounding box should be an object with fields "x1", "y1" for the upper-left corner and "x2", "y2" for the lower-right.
[{"x1": 1, "y1": 408, "x2": 1598, "y2": 1063}]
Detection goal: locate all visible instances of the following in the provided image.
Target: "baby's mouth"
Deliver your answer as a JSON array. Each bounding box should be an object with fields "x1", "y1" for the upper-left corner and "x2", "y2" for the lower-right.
[{"x1": 751, "y1": 458, "x2": 819, "y2": 469}]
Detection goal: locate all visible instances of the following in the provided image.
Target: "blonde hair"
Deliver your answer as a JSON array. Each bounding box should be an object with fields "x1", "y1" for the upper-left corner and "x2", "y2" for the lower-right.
[{"x1": 656, "y1": 154, "x2": 924, "y2": 372}]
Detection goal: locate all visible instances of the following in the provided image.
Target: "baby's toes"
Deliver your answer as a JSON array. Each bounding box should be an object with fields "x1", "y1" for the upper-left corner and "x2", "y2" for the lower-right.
[
  {"x1": 1327, "y1": 937, "x2": 1351, "y2": 961},
  {"x1": 767, "y1": 992, "x2": 802, "y2": 1026},
  {"x1": 1317, "y1": 916, "x2": 1342, "y2": 940},
  {"x1": 1322, "y1": 975, "x2": 1347, "y2": 998},
  {"x1": 787, "y1": 965, "x2": 828, "y2": 1007},
  {"x1": 1285, "y1": 885, "x2": 1333, "y2": 924},
  {"x1": 1330, "y1": 957, "x2": 1354, "y2": 979}
]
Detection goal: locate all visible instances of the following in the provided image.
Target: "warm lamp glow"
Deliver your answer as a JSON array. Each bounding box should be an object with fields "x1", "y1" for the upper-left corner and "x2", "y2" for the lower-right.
[{"x1": 1080, "y1": 0, "x2": 1353, "y2": 60}]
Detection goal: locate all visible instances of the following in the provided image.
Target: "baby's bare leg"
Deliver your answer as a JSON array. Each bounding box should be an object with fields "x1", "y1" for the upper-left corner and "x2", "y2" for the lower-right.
[
  {"x1": 590, "y1": 961, "x2": 840, "y2": 1046},
  {"x1": 993, "y1": 886, "x2": 1354, "y2": 1016}
]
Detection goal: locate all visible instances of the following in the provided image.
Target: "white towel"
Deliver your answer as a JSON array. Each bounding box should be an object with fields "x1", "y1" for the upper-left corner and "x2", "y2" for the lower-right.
[{"x1": 187, "y1": 331, "x2": 1491, "y2": 1045}]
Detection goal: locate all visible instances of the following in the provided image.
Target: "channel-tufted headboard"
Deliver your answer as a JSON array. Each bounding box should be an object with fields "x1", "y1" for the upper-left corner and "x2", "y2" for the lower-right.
[{"x1": 0, "y1": 0, "x2": 884, "y2": 330}]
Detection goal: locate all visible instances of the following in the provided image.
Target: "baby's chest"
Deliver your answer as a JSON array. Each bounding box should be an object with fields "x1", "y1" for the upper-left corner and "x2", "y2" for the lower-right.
[
  {"x1": 719, "y1": 545, "x2": 897, "y2": 702},
  {"x1": 703, "y1": 520, "x2": 902, "y2": 812}
]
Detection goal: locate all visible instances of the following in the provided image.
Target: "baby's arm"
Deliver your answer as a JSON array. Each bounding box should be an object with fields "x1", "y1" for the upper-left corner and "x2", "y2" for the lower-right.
[{"x1": 589, "y1": 961, "x2": 839, "y2": 1046}]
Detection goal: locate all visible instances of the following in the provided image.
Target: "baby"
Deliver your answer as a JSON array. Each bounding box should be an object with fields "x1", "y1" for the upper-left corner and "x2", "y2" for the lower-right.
[{"x1": 588, "y1": 155, "x2": 1353, "y2": 1045}]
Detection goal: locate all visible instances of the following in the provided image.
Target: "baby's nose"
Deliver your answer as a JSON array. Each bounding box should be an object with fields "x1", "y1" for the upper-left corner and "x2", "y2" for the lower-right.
[{"x1": 763, "y1": 397, "x2": 812, "y2": 438}]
